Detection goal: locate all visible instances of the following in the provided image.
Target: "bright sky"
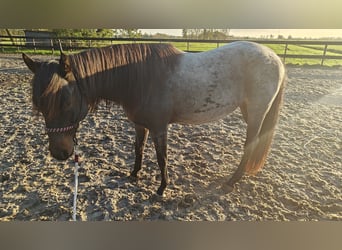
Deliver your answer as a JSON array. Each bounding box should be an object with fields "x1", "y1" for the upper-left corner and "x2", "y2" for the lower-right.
[{"x1": 140, "y1": 29, "x2": 342, "y2": 39}]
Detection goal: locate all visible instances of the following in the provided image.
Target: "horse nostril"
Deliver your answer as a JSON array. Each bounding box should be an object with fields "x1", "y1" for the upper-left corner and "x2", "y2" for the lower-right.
[
  {"x1": 61, "y1": 150, "x2": 71, "y2": 160},
  {"x1": 51, "y1": 149, "x2": 72, "y2": 161}
]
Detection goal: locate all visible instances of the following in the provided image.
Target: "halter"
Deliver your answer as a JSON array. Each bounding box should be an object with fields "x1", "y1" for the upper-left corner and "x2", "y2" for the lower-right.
[{"x1": 45, "y1": 124, "x2": 78, "y2": 134}]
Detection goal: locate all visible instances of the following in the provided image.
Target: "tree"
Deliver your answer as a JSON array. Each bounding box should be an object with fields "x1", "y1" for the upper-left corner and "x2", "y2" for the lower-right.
[
  {"x1": 220, "y1": 29, "x2": 230, "y2": 37},
  {"x1": 96, "y1": 29, "x2": 115, "y2": 38},
  {"x1": 5, "y1": 29, "x2": 15, "y2": 45},
  {"x1": 52, "y1": 29, "x2": 114, "y2": 38},
  {"x1": 182, "y1": 29, "x2": 230, "y2": 40},
  {"x1": 0, "y1": 29, "x2": 24, "y2": 36},
  {"x1": 115, "y1": 29, "x2": 142, "y2": 38},
  {"x1": 182, "y1": 29, "x2": 188, "y2": 38},
  {"x1": 0, "y1": 29, "x2": 25, "y2": 45}
]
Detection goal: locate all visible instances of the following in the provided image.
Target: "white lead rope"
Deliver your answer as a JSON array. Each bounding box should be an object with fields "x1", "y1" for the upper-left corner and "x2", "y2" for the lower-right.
[{"x1": 72, "y1": 144, "x2": 80, "y2": 221}]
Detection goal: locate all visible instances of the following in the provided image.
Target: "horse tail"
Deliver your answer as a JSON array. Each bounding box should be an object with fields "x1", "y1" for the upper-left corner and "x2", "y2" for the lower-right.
[{"x1": 245, "y1": 74, "x2": 286, "y2": 175}]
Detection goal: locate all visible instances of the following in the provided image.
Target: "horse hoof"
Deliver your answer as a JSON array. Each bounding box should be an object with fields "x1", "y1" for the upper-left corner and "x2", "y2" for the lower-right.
[
  {"x1": 221, "y1": 183, "x2": 234, "y2": 193},
  {"x1": 156, "y1": 186, "x2": 166, "y2": 197},
  {"x1": 151, "y1": 192, "x2": 164, "y2": 202},
  {"x1": 130, "y1": 170, "x2": 138, "y2": 178},
  {"x1": 129, "y1": 174, "x2": 138, "y2": 182}
]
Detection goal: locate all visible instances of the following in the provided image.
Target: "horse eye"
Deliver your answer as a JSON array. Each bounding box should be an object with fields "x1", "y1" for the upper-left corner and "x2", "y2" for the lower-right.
[
  {"x1": 61, "y1": 98, "x2": 72, "y2": 109},
  {"x1": 60, "y1": 86, "x2": 73, "y2": 109}
]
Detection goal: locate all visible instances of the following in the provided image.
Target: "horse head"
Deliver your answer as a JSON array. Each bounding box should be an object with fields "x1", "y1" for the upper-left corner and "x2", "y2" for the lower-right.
[{"x1": 23, "y1": 53, "x2": 88, "y2": 160}]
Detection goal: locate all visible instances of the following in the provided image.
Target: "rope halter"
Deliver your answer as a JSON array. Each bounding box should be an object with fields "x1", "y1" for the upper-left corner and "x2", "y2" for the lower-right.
[{"x1": 45, "y1": 124, "x2": 77, "y2": 134}]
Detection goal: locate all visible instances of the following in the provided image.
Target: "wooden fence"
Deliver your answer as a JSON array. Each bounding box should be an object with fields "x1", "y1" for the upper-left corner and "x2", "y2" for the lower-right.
[{"x1": 1, "y1": 35, "x2": 342, "y2": 66}]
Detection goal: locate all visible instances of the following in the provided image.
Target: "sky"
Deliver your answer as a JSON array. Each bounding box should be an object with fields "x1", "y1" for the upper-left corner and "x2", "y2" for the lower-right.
[{"x1": 140, "y1": 29, "x2": 342, "y2": 39}]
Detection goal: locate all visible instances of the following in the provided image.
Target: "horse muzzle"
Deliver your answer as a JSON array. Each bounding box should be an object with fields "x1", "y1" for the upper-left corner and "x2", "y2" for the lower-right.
[
  {"x1": 49, "y1": 146, "x2": 73, "y2": 160},
  {"x1": 48, "y1": 135, "x2": 74, "y2": 161}
]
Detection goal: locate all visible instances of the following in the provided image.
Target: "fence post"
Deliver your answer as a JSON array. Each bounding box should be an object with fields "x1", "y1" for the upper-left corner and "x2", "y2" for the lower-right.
[
  {"x1": 33, "y1": 38, "x2": 36, "y2": 52},
  {"x1": 321, "y1": 44, "x2": 328, "y2": 66},
  {"x1": 50, "y1": 39, "x2": 54, "y2": 54},
  {"x1": 283, "y1": 43, "x2": 288, "y2": 63}
]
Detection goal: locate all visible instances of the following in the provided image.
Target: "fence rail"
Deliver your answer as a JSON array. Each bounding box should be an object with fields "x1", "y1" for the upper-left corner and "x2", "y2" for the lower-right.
[{"x1": 1, "y1": 35, "x2": 342, "y2": 66}]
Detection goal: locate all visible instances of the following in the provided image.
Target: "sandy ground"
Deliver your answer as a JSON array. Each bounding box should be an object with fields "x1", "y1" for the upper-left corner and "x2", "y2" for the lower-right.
[{"x1": 0, "y1": 53, "x2": 341, "y2": 221}]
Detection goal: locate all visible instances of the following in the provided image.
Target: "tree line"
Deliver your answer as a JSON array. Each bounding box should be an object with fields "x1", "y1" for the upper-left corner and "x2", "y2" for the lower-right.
[
  {"x1": 1, "y1": 29, "x2": 231, "y2": 39},
  {"x1": 0, "y1": 29, "x2": 142, "y2": 38},
  {"x1": 182, "y1": 29, "x2": 230, "y2": 39}
]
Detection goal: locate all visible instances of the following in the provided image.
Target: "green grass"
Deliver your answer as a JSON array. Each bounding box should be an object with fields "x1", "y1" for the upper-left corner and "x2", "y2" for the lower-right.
[
  {"x1": 2, "y1": 40, "x2": 342, "y2": 66},
  {"x1": 170, "y1": 42, "x2": 342, "y2": 66},
  {"x1": 1, "y1": 47, "x2": 57, "y2": 55}
]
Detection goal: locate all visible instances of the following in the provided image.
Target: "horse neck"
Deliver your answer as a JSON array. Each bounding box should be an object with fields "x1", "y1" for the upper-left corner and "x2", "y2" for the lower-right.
[
  {"x1": 77, "y1": 65, "x2": 138, "y2": 108},
  {"x1": 71, "y1": 43, "x2": 181, "y2": 109}
]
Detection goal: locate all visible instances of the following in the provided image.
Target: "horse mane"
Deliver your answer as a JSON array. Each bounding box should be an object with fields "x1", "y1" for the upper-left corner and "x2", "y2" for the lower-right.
[
  {"x1": 32, "y1": 61, "x2": 68, "y2": 120},
  {"x1": 68, "y1": 43, "x2": 183, "y2": 111}
]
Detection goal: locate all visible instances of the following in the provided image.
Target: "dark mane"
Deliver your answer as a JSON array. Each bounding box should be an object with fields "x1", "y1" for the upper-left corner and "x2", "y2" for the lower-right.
[
  {"x1": 68, "y1": 43, "x2": 183, "y2": 110},
  {"x1": 32, "y1": 61, "x2": 68, "y2": 120}
]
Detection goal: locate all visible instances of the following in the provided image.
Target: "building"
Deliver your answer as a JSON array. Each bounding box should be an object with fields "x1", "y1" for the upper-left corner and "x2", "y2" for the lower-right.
[{"x1": 24, "y1": 30, "x2": 56, "y2": 48}]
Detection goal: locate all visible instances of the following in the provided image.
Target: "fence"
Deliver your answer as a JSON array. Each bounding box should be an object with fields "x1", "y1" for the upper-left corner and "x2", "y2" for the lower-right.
[{"x1": 1, "y1": 35, "x2": 342, "y2": 66}]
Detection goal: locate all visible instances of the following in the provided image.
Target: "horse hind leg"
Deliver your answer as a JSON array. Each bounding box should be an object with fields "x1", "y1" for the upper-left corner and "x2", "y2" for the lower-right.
[
  {"x1": 222, "y1": 112, "x2": 265, "y2": 192},
  {"x1": 223, "y1": 82, "x2": 285, "y2": 192}
]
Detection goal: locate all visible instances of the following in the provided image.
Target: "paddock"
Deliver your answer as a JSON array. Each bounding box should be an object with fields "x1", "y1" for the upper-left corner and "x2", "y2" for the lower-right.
[{"x1": 0, "y1": 54, "x2": 341, "y2": 221}]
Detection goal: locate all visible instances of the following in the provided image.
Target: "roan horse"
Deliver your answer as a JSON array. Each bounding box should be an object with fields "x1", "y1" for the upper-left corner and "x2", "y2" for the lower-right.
[{"x1": 23, "y1": 41, "x2": 286, "y2": 195}]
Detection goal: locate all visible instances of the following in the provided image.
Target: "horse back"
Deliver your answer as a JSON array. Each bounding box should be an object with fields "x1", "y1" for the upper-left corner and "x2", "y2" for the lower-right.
[{"x1": 168, "y1": 41, "x2": 284, "y2": 125}]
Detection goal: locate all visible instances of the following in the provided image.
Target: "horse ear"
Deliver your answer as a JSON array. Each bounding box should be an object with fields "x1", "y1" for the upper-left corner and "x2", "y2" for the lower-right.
[
  {"x1": 22, "y1": 53, "x2": 40, "y2": 73},
  {"x1": 59, "y1": 52, "x2": 72, "y2": 76}
]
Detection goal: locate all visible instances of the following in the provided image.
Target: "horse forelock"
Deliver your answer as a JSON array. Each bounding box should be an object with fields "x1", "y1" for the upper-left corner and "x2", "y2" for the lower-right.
[
  {"x1": 67, "y1": 43, "x2": 182, "y2": 110},
  {"x1": 32, "y1": 61, "x2": 68, "y2": 120}
]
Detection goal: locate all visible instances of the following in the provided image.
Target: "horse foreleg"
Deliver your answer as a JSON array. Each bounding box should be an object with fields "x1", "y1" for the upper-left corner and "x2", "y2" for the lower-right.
[
  {"x1": 130, "y1": 124, "x2": 149, "y2": 178},
  {"x1": 151, "y1": 129, "x2": 169, "y2": 196}
]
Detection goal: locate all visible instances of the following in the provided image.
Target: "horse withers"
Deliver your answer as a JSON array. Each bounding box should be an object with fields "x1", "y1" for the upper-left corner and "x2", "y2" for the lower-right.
[{"x1": 23, "y1": 41, "x2": 286, "y2": 196}]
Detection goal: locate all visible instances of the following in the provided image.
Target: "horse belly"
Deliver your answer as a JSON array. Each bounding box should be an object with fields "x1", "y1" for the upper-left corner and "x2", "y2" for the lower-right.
[
  {"x1": 176, "y1": 104, "x2": 238, "y2": 125},
  {"x1": 172, "y1": 85, "x2": 239, "y2": 125}
]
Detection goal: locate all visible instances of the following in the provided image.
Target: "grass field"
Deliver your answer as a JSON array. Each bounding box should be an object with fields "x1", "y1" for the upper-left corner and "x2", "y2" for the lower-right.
[{"x1": 2, "y1": 39, "x2": 342, "y2": 66}]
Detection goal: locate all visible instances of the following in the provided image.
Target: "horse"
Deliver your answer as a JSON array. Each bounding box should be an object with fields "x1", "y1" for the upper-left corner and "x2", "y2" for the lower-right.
[{"x1": 22, "y1": 41, "x2": 286, "y2": 196}]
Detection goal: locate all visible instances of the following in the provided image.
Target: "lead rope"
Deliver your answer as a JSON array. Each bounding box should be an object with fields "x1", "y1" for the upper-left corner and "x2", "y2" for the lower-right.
[{"x1": 72, "y1": 137, "x2": 80, "y2": 221}]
